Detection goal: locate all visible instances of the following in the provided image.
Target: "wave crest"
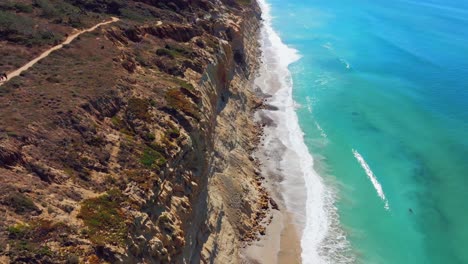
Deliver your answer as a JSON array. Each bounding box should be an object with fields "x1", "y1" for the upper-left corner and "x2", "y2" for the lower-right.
[{"x1": 352, "y1": 149, "x2": 390, "y2": 210}]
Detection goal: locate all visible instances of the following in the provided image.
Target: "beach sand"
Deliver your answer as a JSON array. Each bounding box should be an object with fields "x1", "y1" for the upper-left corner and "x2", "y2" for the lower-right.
[
  {"x1": 278, "y1": 213, "x2": 302, "y2": 263},
  {"x1": 242, "y1": 137, "x2": 303, "y2": 264},
  {"x1": 242, "y1": 208, "x2": 302, "y2": 264},
  {"x1": 241, "y1": 0, "x2": 305, "y2": 259},
  {"x1": 241, "y1": 67, "x2": 304, "y2": 263}
]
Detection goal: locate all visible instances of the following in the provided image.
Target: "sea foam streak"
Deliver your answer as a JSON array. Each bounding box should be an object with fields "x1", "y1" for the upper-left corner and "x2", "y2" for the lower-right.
[
  {"x1": 256, "y1": 1, "x2": 353, "y2": 263},
  {"x1": 352, "y1": 149, "x2": 390, "y2": 210}
]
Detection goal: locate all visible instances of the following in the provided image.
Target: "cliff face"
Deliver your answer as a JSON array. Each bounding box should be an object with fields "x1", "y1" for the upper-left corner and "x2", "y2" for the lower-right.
[{"x1": 0, "y1": 0, "x2": 265, "y2": 263}]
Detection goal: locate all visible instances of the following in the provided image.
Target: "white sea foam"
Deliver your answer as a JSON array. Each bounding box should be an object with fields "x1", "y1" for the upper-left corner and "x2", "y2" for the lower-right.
[
  {"x1": 315, "y1": 77, "x2": 329, "y2": 86},
  {"x1": 352, "y1": 149, "x2": 390, "y2": 210},
  {"x1": 256, "y1": 1, "x2": 354, "y2": 263},
  {"x1": 306, "y1": 96, "x2": 313, "y2": 113},
  {"x1": 322, "y1": 42, "x2": 333, "y2": 51},
  {"x1": 314, "y1": 72, "x2": 335, "y2": 87},
  {"x1": 339, "y1": 58, "x2": 351, "y2": 69},
  {"x1": 315, "y1": 122, "x2": 328, "y2": 139}
]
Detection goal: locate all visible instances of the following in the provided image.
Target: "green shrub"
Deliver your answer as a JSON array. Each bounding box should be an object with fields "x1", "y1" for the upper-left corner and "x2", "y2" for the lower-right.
[
  {"x1": 14, "y1": 3, "x2": 33, "y2": 13},
  {"x1": 149, "y1": 143, "x2": 166, "y2": 154},
  {"x1": 34, "y1": 0, "x2": 60, "y2": 19},
  {"x1": 134, "y1": 51, "x2": 153, "y2": 67},
  {"x1": 7, "y1": 223, "x2": 30, "y2": 239},
  {"x1": 64, "y1": 0, "x2": 126, "y2": 14},
  {"x1": 0, "y1": 2, "x2": 32, "y2": 13},
  {"x1": 166, "y1": 128, "x2": 180, "y2": 139},
  {"x1": 125, "y1": 169, "x2": 157, "y2": 191},
  {"x1": 173, "y1": 78, "x2": 194, "y2": 91},
  {"x1": 126, "y1": 98, "x2": 150, "y2": 120},
  {"x1": 111, "y1": 116, "x2": 123, "y2": 128},
  {"x1": 0, "y1": 10, "x2": 63, "y2": 46},
  {"x1": 5, "y1": 193, "x2": 40, "y2": 215},
  {"x1": 6, "y1": 220, "x2": 66, "y2": 258},
  {"x1": 67, "y1": 254, "x2": 80, "y2": 264},
  {"x1": 156, "y1": 48, "x2": 175, "y2": 59},
  {"x1": 0, "y1": 11, "x2": 34, "y2": 35},
  {"x1": 236, "y1": 0, "x2": 252, "y2": 5},
  {"x1": 146, "y1": 133, "x2": 156, "y2": 141},
  {"x1": 140, "y1": 147, "x2": 166, "y2": 169},
  {"x1": 67, "y1": 13, "x2": 83, "y2": 28},
  {"x1": 78, "y1": 190, "x2": 127, "y2": 245},
  {"x1": 165, "y1": 88, "x2": 200, "y2": 120},
  {"x1": 32, "y1": 0, "x2": 84, "y2": 26},
  {"x1": 156, "y1": 44, "x2": 194, "y2": 59},
  {"x1": 157, "y1": 212, "x2": 172, "y2": 225},
  {"x1": 165, "y1": 44, "x2": 193, "y2": 57},
  {"x1": 119, "y1": 7, "x2": 155, "y2": 22}
]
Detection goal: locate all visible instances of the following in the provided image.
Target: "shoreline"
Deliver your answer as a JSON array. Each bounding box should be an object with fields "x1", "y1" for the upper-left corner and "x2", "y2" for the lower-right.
[
  {"x1": 242, "y1": 99, "x2": 304, "y2": 264},
  {"x1": 241, "y1": 1, "x2": 306, "y2": 256},
  {"x1": 241, "y1": 127, "x2": 303, "y2": 263},
  {"x1": 241, "y1": 0, "x2": 317, "y2": 262}
]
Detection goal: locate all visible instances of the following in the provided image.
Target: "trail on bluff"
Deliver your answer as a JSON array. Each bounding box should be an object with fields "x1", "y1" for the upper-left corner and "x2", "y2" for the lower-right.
[{"x1": 0, "y1": 17, "x2": 119, "y2": 87}]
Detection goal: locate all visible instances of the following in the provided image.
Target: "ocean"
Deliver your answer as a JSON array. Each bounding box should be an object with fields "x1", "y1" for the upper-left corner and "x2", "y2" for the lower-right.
[{"x1": 257, "y1": 0, "x2": 468, "y2": 263}]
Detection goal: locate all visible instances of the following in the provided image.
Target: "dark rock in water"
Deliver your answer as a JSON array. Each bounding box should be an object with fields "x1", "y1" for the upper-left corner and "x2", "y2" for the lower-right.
[
  {"x1": 352, "y1": 111, "x2": 359, "y2": 116},
  {"x1": 264, "y1": 104, "x2": 279, "y2": 111},
  {"x1": 270, "y1": 198, "x2": 279, "y2": 210}
]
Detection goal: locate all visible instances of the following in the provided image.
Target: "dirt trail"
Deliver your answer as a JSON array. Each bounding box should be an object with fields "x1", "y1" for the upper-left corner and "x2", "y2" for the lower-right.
[{"x1": 0, "y1": 17, "x2": 119, "y2": 86}]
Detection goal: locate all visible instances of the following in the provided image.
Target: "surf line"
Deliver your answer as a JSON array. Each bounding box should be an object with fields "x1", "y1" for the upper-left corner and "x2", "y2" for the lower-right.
[{"x1": 352, "y1": 149, "x2": 390, "y2": 210}]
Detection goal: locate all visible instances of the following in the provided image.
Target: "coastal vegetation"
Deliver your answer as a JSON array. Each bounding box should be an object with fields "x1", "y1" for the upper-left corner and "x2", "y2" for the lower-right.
[
  {"x1": 165, "y1": 88, "x2": 201, "y2": 120},
  {"x1": 3, "y1": 192, "x2": 40, "y2": 215},
  {"x1": 78, "y1": 190, "x2": 128, "y2": 245},
  {"x1": 140, "y1": 147, "x2": 166, "y2": 169},
  {"x1": 5, "y1": 220, "x2": 70, "y2": 261}
]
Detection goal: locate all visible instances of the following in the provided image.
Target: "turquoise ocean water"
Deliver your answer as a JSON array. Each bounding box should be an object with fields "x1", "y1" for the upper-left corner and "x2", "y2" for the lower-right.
[{"x1": 265, "y1": 0, "x2": 468, "y2": 263}]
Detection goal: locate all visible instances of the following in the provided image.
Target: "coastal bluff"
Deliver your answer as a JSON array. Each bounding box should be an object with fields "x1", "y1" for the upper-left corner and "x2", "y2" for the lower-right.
[{"x1": 0, "y1": 0, "x2": 271, "y2": 263}]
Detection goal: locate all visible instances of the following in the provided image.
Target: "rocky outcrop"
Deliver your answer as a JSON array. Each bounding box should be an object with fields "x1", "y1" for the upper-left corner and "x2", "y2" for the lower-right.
[
  {"x1": 146, "y1": 23, "x2": 204, "y2": 42},
  {"x1": 0, "y1": 142, "x2": 22, "y2": 167}
]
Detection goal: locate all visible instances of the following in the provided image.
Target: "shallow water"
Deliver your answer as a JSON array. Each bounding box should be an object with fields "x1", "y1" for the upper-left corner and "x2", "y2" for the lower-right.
[{"x1": 264, "y1": 0, "x2": 468, "y2": 263}]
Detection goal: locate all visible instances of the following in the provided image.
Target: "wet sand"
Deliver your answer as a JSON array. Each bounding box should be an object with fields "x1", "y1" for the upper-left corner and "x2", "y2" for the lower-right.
[{"x1": 242, "y1": 207, "x2": 302, "y2": 264}]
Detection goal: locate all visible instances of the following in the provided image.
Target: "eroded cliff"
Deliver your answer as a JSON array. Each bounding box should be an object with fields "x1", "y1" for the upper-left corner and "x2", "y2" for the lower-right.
[{"x1": 0, "y1": 0, "x2": 268, "y2": 263}]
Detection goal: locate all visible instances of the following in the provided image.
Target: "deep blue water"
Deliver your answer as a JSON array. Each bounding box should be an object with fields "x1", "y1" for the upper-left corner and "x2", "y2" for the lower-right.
[{"x1": 266, "y1": 0, "x2": 468, "y2": 263}]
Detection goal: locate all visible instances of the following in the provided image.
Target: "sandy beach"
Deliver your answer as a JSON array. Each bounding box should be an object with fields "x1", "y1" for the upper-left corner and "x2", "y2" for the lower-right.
[
  {"x1": 242, "y1": 197, "x2": 302, "y2": 264},
  {"x1": 241, "y1": 110, "x2": 304, "y2": 264}
]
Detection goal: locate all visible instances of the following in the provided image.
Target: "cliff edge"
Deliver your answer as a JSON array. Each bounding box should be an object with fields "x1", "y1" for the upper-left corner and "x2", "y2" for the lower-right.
[{"x1": 0, "y1": 0, "x2": 268, "y2": 263}]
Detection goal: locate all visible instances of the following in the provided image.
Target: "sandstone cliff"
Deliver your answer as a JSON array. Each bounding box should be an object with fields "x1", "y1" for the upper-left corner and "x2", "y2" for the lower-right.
[{"x1": 0, "y1": 0, "x2": 268, "y2": 263}]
